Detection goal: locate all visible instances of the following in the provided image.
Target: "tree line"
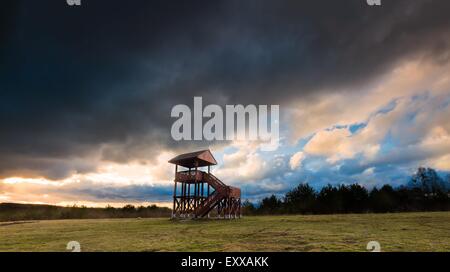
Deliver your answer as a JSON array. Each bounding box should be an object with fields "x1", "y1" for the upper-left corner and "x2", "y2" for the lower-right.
[
  {"x1": 1, "y1": 167, "x2": 449, "y2": 221},
  {"x1": 243, "y1": 167, "x2": 450, "y2": 215},
  {"x1": 0, "y1": 203, "x2": 171, "y2": 222}
]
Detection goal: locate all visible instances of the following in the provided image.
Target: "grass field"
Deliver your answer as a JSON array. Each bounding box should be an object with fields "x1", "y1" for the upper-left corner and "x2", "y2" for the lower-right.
[{"x1": 0, "y1": 212, "x2": 449, "y2": 252}]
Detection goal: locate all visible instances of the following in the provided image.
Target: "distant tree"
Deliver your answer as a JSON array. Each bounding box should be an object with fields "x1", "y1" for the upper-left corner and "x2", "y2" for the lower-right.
[
  {"x1": 105, "y1": 205, "x2": 117, "y2": 217},
  {"x1": 444, "y1": 175, "x2": 450, "y2": 192},
  {"x1": 241, "y1": 200, "x2": 256, "y2": 215},
  {"x1": 347, "y1": 184, "x2": 369, "y2": 213},
  {"x1": 259, "y1": 195, "x2": 282, "y2": 214},
  {"x1": 337, "y1": 185, "x2": 352, "y2": 213},
  {"x1": 395, "y1": 186, "x2": 423, "y2": 212},
  {"x1": 122, "y1": 204, "x2": 136, "y2": 212},
  {"x1": 317, "y1": 184, "x2": 342, "y2": 214},
  {"x1": 285, "y1": 183, "x2": 316, "y2": 214},
  {"x1": 411, "y1": 167, "x2": 446, "y2": 194},
  {"x1": 369, "y1": 185, "x2": 397, "y2": 212}
]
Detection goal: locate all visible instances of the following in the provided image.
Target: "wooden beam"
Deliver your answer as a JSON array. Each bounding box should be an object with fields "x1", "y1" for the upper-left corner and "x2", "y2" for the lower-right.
[{"x1": 172, "y1": 181, "x2": 177, "y2": 218}]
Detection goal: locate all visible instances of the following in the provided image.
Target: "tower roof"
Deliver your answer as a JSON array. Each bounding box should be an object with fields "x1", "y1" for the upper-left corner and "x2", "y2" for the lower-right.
[{"x1": 168, "y1": 149, "x2": 217, "y2": 168}]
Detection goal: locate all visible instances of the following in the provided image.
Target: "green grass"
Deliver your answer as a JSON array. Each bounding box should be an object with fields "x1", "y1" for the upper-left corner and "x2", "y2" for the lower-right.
[{"x1": 0, "y1": 212, "x2": 449, "y2": 252}]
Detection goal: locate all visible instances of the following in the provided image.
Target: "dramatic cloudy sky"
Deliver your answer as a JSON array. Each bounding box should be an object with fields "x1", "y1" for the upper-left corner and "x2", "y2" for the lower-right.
[{"x1": 1, "y1": 0, "x2": 450, "y2": 206}]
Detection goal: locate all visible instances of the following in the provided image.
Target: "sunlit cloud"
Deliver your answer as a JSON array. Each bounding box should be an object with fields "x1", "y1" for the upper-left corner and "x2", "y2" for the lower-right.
[{"x1": 289, "y1": 152, "x2": 305, "y2": 170}]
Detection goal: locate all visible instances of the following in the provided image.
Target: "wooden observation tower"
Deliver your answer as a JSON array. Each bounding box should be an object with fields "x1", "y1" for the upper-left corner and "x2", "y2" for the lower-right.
[{"x1": 169, "y1": 150, "x2": 241, "y2": 219}]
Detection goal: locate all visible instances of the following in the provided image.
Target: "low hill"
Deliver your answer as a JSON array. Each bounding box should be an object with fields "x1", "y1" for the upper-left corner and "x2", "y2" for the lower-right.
[{"x1": 0, "y1": 202, "x2": 171, "y2": 222}]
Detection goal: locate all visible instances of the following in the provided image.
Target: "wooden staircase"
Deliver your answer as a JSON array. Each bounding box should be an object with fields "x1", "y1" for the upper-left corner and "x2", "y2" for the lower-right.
[
  {"x1": 195, "y1": 172, "x2": 228, "y2": 218},
  {"x1": 194, "y1": 190, "x2": 224, "y2": 218}
]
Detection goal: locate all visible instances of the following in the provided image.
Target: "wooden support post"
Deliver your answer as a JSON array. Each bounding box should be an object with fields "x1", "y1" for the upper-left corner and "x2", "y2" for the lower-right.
[
  {"x1": 172, "y1": 165, "x2": 178, "y2": 218},
  {"x1": 172, "y1": 181, "x2": 177, "y2": 218},
  {"x1": 187, "y1": 183, "x2": 191, "y2": 216},
  {"x1": 182, "y1": 182, "x2": 186, "y2": 216},
  {"x1": 239, "y1": 198, "x2": 241, "y2": 218},
  {"x1": 201, "y1": 182, "x2": 204, "y2": 199},
  {"x1": 195, "y1": 166, "x2": 198, "y2": 209},
  {"x1": 197, "y1": 182, "x2": 200, "y2": 206},
  {"x1": 194, "y1": 182, "x2": 198, "y2": 210}
]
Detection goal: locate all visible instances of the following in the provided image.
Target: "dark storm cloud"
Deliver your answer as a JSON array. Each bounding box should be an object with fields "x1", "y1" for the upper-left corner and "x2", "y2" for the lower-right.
[
  {"x1": 1, "y1": 0, "x2": 450, "y2": 179},
  {"x1": 60, "y1": 183, "x2": 174, "y2": 203}
]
